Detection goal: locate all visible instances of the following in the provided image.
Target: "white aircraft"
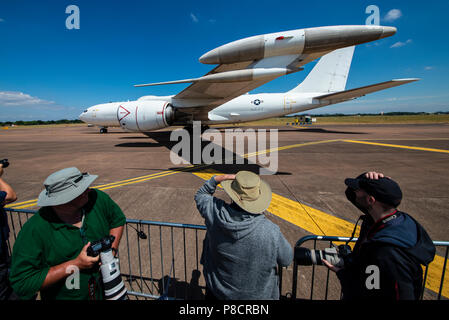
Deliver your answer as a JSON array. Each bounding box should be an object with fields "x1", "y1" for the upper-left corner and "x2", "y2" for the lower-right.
[{"x1": 79, "y1": 25, "x2": 418, "y2": 133}]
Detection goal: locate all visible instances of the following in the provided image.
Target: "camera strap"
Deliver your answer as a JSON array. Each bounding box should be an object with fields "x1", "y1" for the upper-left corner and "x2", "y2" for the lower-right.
[
  {"x1": 88, "y1": 275, "x2": 96, "y2": 300},
  {"x1": 366, "y1": 210, "x2": 399, "y2": 240},
  {"x1": 78, "y1": 209, "x2": 98, "y2": 300},
  {"x1": 79, "y1": 209, "x2": 87, "y2": 244},
  {"x1": 345, "y1": 215, "x2": 364, "y2": 246}
]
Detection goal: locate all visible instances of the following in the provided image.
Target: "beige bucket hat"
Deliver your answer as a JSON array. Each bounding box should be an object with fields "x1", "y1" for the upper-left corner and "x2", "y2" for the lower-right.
[{"x1": 221, "y1": 171, "x2": 272, "y2": 214}]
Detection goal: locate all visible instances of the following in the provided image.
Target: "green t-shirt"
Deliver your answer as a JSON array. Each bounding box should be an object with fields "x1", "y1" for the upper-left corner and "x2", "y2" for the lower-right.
[{"x1": 9, "y1": 189, "x2": 126, "y2": 300}]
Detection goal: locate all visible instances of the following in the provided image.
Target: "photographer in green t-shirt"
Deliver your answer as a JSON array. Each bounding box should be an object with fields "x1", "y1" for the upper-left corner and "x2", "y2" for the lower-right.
[{"x1": 9, "y1": 167, "x2": 126, "y2": 300}]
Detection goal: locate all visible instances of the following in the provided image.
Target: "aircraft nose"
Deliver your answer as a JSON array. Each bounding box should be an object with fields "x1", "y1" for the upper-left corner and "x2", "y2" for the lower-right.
[{"x1": 79, "y1": 109, "x2": 88, "y2": 122}]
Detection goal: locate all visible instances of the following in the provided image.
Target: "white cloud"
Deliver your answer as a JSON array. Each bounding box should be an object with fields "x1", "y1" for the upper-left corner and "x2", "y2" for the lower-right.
[
  {"x1": 190, "y1": 13, "x2": 199, "y2": 23},
  {"x1": 384, "y1": 9, "x2": 402, "y2": 22},
  {"x1": 424, "y1": 66, "x2": 434, "y2": 70},
  {"x1": 0, "y1": 91, "x2": 54, "y2": 106},
  {"x1": 390, "y1": 39, "x2": 412, "y2": 48}
]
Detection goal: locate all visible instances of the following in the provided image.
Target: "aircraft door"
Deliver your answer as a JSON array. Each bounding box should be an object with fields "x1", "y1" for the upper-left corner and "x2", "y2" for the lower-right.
[{"x1": 284, "y1": 96, "x2": 294, "y2": 113}]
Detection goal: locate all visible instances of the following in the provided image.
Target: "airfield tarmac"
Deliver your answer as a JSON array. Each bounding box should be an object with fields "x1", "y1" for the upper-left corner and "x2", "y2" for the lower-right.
[{"x1": 2, "y1": 123, "x2": 449, "y2": 299}]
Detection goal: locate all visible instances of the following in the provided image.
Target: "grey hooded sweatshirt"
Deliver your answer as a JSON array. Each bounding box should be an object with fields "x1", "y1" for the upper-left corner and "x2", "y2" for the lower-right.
[{"x1": 194, "y1": 177, "x2": 293, "y2": 300}]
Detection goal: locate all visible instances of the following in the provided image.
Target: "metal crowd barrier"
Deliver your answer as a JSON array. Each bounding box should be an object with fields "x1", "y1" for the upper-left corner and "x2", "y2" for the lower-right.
[
  {"x1": 121, "y1": 218, "x2": 207, "y2": 300},
  {"x1": 4, "y1": 208, "x2": 208, "y2": 300},
  {"x1": 4, "y1": 208, "x2": 448, "y2": 300}
]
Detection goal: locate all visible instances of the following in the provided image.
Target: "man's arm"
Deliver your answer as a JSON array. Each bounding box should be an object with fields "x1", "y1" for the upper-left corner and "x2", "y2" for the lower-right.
[
  {"x1": 194, "y1": 175, "x2": 235, "y2": 219},
  {"x1": 277, "y1": 231, "x2": 293, "y2": 267},
  {"x1": 10, "y1": 230, "x2": 98, "y2": 299},
  {"x1": 41, "y1": 242, "x2": 99, "y2": 290},
  {"x1": 110, "y1": 225, "x2": 124, "y2": 255},
  {"x1": 0, "y1": 165, "x2": 17, "y2": 204}
]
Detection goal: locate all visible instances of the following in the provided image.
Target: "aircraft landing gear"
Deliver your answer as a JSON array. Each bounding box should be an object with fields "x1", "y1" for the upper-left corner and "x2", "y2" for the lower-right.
[
  {"x1": 100, "y1": 127, "x2": 108, "y2": 134},
  {"x1": 182, "y1": 125, "x2": 210, "y2": 134},
  {"x1": 201, "y1": 125, "x2": 210, "y2": 134}
]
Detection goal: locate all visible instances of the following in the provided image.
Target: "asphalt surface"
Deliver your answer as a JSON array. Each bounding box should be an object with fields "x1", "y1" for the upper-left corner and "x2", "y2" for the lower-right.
[{"x1": 2, "y1": 123, "x2": 448, "y2": 299}]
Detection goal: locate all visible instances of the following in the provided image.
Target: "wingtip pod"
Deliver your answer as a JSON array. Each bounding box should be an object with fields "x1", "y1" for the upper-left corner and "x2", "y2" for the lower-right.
[
  {"x1": 302, "y1": 25, "x2": 396, "y2": 53},
  {"x1": 380, "y1": 26, "x2": 397, "y2": 39},
  {"x1": 199, "y1": 25, "x2": 397, "y2": 65},
  {"x1": 392, "y1": 78, "x2": 420, "y2": 82}
]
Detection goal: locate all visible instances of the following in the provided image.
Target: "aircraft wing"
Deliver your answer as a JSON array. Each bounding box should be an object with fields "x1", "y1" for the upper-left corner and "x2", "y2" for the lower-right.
[
  {"x1": 133, "y1": 25, "x2": 401, "y2": 121},
  {"x1": 172, "y1": 62, "x2": 285, "y2": 120},
  {"x1": 134, "y1": 57, "x2": 306, "y2": 120},
  {"x1": 174, "y1": 61, "x2": 255, "y2": 100},
  {"x1": 314, "y1": 78, "x2": 419, "y2": 103}
]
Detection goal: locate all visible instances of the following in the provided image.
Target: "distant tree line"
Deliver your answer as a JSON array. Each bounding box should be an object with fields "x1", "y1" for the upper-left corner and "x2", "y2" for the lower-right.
[
  {"x1": 284, "y1": 111, "x2": 449, "y2": 118},
  {"x1": 0, "y1": 119, "x2": 83, "y2": 126},
  {"x1": 2, "y1": 112, "x2": 449, "y2": 125}
]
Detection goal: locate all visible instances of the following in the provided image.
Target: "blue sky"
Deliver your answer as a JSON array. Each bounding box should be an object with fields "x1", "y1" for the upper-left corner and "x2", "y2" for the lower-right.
[{"x1": 0, "y1": 0, "x2": 448, "y2": 121}]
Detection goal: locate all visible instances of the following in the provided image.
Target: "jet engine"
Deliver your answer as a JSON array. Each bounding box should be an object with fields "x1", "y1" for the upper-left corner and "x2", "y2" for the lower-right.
[{"x1": 117, "y1": 100, "x2": 174, "y2": 132}]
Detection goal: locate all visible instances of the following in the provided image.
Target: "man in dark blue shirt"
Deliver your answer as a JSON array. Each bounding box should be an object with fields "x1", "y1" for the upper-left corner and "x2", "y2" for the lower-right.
[
  {"x1": 323, "y1": 171, "x2": 435, "y2": 300},
  {"x1": 0, "y1": 162, "x2": 18, "y2": 300}
]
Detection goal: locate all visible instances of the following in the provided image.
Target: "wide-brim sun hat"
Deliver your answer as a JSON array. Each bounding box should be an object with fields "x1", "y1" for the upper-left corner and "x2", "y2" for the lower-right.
[
  {"x1": 221, "y1": 171, "x2": 272, "y2": 214},
  {"x1": 37, "y1": 167, "x2": 98, "y2": 207}
]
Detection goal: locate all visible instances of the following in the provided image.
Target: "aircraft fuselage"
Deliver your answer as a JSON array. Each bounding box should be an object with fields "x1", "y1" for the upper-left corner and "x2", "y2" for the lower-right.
[{"x1": 79, "y1": 92, "x2": 329, "y2": 131}]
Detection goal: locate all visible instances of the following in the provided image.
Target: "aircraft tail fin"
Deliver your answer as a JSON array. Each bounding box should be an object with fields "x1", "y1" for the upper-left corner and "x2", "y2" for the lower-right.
[{"x1": 289, "y1": 46, "x2": 355, "y2": 93}]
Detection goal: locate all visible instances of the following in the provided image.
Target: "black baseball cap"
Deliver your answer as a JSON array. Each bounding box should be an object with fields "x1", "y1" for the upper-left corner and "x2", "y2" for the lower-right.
[{"x1": 344, "y1": 173, "x2": 403, "y2": 207}]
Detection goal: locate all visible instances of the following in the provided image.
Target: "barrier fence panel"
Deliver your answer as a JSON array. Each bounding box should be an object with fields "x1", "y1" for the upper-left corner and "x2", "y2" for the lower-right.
[
  {"x1": 5, "y1": 208, "x2": 208, "y2": 300},
  {"x1": 120, "y1": 219, "x2": 207, "y2": 300},
  {"x1": 292, "y1": 235, "x2": 449, "y2": 300},
  {"x1": 4, "y1": 209, "x2": 448, "y2": 300}
]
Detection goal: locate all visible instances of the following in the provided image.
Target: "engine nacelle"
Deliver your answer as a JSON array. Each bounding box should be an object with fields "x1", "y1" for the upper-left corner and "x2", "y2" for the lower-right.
[{"x1": 117, "y1": 100, "x2": 174, "y2": 132}]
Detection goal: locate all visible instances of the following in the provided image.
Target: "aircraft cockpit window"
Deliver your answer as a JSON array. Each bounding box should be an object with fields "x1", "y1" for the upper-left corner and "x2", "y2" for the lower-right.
[{"x1": 83, "y1": 110, "x2": 88, "y2": 113}]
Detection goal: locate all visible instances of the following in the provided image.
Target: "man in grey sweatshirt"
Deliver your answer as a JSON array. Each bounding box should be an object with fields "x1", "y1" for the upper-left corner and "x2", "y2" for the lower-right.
[{"x1": 194, "y1": 172, "x2": 293, "y2": 300}]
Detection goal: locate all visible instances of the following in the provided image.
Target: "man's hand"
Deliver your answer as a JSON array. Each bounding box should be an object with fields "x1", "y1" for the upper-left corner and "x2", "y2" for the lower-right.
[
  {"x1": 0, "y1": 165, "x2": 17, "y2": 204},
  {"x1": 214, "y1": 174, "x2": 236, "y2": 184},
  {"x1": 42, "y1": 242, "x2": 100, "y2": 289},
  {"x1": 322, "y1": 259, "x2": 342, "y2": 273},
  {"x1": 364, "y1": 171, "x2": 391, "y2": 180},
  {"x1": 74, "y1": 242, "x2": 100, "y2": 270}
]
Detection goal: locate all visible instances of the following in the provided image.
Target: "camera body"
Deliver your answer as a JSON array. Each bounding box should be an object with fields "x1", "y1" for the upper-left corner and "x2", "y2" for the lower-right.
[
  {"x1": 0, "y1": 159, "x2": 9, "y2": 168},
  {"x1": 87, "y1": 235, "x2": 128, "y2": 300},
  {"x1": 87, "y1": 235, "x2": 115, "y2": 257},
  {"x1": 295, "y1": 244, "x2": 352, "y2": 268}
]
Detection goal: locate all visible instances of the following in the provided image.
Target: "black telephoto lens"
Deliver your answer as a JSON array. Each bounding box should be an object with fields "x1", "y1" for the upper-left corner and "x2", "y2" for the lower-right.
[{"x1": 295, "y1": 247, "x2": 314, "y2": 265}]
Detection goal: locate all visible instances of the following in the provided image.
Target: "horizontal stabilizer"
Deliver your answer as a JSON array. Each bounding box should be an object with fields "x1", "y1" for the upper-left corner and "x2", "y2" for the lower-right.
[{"x1": 315, "y1": 78, "x2": 419, "y2": 102}]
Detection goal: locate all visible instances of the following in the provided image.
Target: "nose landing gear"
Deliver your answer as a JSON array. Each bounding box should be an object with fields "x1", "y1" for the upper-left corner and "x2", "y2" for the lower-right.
[{"x1": 100, "y1": 127, "x2": 108, "y2": 134}]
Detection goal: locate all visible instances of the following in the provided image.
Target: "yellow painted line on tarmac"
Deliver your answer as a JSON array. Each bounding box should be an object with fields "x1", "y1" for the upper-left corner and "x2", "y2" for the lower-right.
[
  {"x1": 343, "y1": 140, "x2": 449, "y2": 154},
  {"x1": 7, "y1": 139, "x2": 338, "y2": 209},
  {"x1": 192, "y1": 169, "x2": 359, "y2": 238},
  {"x1": 97, "y1": 164, "x2": 208, "y2": 190},
  {"x1": 6, "y1": 164, "x2": 210, "y2": 209},
  {"x1": 192, "y1": 168, "x2": 448, "y2": 298},
  {"x1": 244, "y1": 139, "x2": 341, "y2": 158},
  {"x1": 6, "y1": 199, "x2": 36, "y2": 207}
]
